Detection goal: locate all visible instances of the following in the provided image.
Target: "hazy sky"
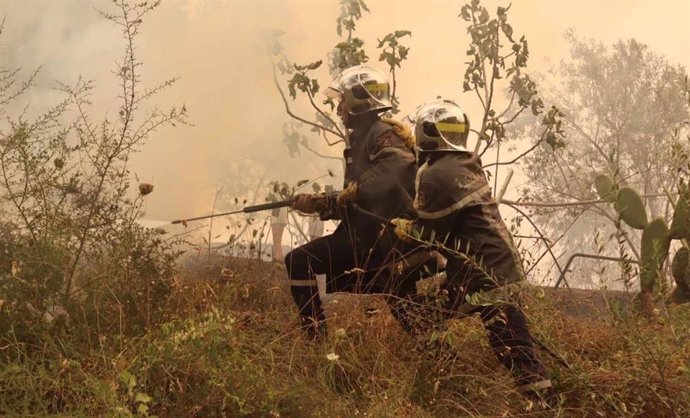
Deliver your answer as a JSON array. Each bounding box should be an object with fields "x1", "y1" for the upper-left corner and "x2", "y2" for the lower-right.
[{"x1": 1, "y1": 0, "x2": 689, "y2": 225}]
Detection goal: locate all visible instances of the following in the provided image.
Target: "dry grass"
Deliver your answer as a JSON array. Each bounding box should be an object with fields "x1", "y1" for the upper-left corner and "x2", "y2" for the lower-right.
[
  {"x1": 2, "y1": 253, "x2": 689, "y2": 417},
  {"x1": 155, "y1": 255, "x2": 690, "y2": 417}
]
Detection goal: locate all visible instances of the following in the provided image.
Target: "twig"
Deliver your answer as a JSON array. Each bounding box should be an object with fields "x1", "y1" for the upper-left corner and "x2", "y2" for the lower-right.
[
  {"x1": 270, "y1": 57, "x2": 343, "y2": 139},
  {"x1": 500, "y1": 193, "x2": 672, "y2": 208},
  {"x1": 504, "y1": 202, "x2": 565, "y2": 285},
  {"x1": 482, "y1": 126, "x2": 548, "y2": 169},
  {"x1": 496, "y1": 168, "x2": 513, "y2": 202}
]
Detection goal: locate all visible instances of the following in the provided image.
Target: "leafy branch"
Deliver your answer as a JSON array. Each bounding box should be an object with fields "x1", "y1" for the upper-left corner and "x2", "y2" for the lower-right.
[
  {"x1": 459, "y1": 0, "x2": 563, "y2": 169},
  {"x1": 377, "y1": 30, "x2": 411, "y2": 114}
]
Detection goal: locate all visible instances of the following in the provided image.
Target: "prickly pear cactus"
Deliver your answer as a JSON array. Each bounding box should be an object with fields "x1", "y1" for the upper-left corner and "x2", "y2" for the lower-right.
[
  {"x1": 593, "y1": 173, "x2": 690, "y2": 307},
  {"x1": 639, "y1": 218, "x2": 671, "y2": 294},
  {"x1": 614, "y1": 187, "x2": 648, "y2": 230},
  {"x1": 594, "y1": 174, "x2": 617, "y2": 202}
]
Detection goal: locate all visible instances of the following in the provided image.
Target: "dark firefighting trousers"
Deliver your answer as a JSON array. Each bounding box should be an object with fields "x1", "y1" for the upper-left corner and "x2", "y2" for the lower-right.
[
  {"x1": 388, "y1": 290, "x2": 550, "y2": 390},
  {"x1": 284, "y1": 222, "x2": 425, "y2": 333},
  {"x1": 286, "y1": 225, "x2": 550, "y2": 393}
]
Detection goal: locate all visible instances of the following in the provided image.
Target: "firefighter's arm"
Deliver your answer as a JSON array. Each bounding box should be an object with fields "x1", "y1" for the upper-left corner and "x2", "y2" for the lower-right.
[
  {"x1": 392, "y1": 180, "x2": 458, "y2": 244},
  {"x1": 391, "y1": 215, "x2": 454, "y2": 245},
  {"x1": 390, "y1": 218, "x2": 417, "y2": 242},
  {"x1": 291, "y1": 191, "x2": 342, "y2": 220},
  {"x1": 316, "y1": 192, "x2": 344, "y2": 221}
]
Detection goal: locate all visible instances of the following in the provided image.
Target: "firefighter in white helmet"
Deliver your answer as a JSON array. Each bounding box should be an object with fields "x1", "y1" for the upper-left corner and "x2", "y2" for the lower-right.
[
  {"x1": 391, "y1": 99, "x2": 555, "y2": 405},
  {"x1": 284, "y1": 65, "x2": 423, "y2": 338}
]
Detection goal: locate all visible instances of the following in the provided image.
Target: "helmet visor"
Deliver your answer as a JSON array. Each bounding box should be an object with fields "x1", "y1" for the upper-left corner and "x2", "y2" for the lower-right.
[
  {"x1": 329, "y1": 65, "x2": 391, "y2": 114},
  {"x1": 415, "y1": 100, "x2": 469, "y2": 151},
  {"x1": 433, "y1": 105, "x2": 467, "y2": 147}
]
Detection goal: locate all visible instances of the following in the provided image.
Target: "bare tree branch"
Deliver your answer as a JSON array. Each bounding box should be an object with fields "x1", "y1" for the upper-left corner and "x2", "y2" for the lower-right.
[{"x1": 483, "y1": 128, "x2": 547, "y2": 169}]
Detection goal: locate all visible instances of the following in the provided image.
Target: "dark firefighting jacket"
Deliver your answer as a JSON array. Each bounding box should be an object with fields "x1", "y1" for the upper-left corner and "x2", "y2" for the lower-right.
[
  {"x1": 412, "y1": 151, "x2": 525, "y2": 298},
  {"x1": 322, "y1": 116, "x2": 417, "y2": 244}
]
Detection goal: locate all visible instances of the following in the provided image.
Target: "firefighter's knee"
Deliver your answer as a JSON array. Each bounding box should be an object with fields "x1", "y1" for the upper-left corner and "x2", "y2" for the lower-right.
[{"x1": 284, "y1": 249, "x2": 308, "y2": 278}]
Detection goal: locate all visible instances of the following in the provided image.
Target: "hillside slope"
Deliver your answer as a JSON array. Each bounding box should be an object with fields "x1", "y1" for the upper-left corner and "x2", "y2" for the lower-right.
[{"x1": 2, "y1": 255, "x2": 688, "y2": 417}]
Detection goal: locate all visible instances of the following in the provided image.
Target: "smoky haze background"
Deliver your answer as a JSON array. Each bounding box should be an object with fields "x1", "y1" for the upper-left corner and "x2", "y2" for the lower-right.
[{"x1": 1, "y1": 0, "x2": 688, "y2": 227}]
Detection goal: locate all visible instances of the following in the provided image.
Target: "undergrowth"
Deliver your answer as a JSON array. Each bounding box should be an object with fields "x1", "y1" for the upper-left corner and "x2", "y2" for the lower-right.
[{"x1": 3, "y1": 254, "x2": 688, "y2": 417}]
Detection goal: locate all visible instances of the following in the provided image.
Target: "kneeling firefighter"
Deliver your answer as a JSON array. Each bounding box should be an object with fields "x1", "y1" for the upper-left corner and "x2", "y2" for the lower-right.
[
  {"x1": 391, "y1": 99, "x2": 555, "y2": 403},
  {"x1": 285, "y1": 65, "x2": 428, "y2": 338}
]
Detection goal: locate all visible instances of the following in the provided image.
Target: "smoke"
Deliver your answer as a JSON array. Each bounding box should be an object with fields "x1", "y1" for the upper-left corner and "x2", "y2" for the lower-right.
[
  {"x1": 1, "y1": 0, "x2": 687, "y2": 227},
  {"x1": 1, "y1": 0, "x2": 344, "y2": 223}
]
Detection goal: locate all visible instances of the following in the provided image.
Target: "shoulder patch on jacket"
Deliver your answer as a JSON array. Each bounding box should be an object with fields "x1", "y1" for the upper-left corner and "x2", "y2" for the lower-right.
[
  {"x1": 381, "y1": 118, "x2": 416, "y2": 151},
  {"x1": 377, "y1": 131, "x2": 397, "y2": 149},
  {"x1": 455, "y1": 171, "x2": 486, "y2": 190}
]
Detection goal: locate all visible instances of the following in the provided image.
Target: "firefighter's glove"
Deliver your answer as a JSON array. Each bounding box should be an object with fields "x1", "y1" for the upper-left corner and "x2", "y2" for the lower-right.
[
  {"x1": 292, "y1": 194, "x2": 322, "y2": 214},
  {"x1": 391, "y1": 218, "x2": 414, "y2": 242},
  {"x1": 336, "y1": 181, "x2": 358, "y2": 207}
]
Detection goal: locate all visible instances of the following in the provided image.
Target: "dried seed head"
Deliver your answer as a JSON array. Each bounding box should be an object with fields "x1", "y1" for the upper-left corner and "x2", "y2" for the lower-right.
[{"x1": 138, "y1": 183, "x2": 154, "y2": 196}]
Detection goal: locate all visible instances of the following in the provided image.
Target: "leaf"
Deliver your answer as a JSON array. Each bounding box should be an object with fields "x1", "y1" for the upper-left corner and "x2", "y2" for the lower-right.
[
  {"x1": 394, "y1": 30, "x2": 412, "y2": 38},
  {"x1": 530, "y1": 97, "x2": 544, "y2": 116},
  {"x1": 501, "y1": 22, "x2": 514, "y2": 40},
  {"x1": 460, "y1": 6, "x2": 471, "y2": 20},
  {"x1": 120, "y1": 369, "x2": 132, "y2": 385},
  {"x1": 305, "y1": 60, "x2": 323, "y2": 70},
  {"x1": 135, "y1": 392, "x2": 152, "y2": 404},
  {"x1": 120, "y1": 369, "x2": 136, "y2": 392},
  {"x1": 478, "y1": 7, "x2": 490, "y2": 23},
  {"x1": 381, "y1": 33, "x2": 394, "y2": 44},
  {"x1": 385, "y1": 54, "x2": 396, "y2": 68},
  {"x1": 310, "y1": 78, "x2": 320, "y2": 95}
]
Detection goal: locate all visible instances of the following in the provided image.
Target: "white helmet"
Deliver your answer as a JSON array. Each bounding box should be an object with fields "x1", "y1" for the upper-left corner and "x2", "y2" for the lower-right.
[
  {"x1": 414, "y1": 99, "x2": 470, "y2": 152},
  {"x1": 325, "y1": 65, "x2": 392, "y2": 115}
]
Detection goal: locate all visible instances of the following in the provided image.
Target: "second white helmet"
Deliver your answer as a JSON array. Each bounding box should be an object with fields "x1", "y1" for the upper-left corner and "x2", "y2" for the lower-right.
[{"x1": 414, "y1": 99, "x2": 470, "y2": 152}]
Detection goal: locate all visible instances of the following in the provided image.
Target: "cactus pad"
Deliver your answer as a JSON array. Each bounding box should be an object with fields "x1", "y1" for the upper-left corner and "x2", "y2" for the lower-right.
[
  {"x1": 671, "y1": 247, "x2": 690, "y2": 286},
  {"x1": 639, "y1": 218, "x2": 670, "y2": 294},
  {"x1": 670, "y1": 191, "x2": 690, "y2": 240},
  {"x1": 594, "y1": 174, "x2": 617, "y2": 202},
  {"x1": 614, "y1": 187, "x2": 648, "y2": 230}
]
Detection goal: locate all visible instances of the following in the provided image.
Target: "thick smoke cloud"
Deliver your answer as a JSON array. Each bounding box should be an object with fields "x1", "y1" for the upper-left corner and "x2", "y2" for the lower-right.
[{"x1": 1, "y1": 0, "x2": 687, "y2": 227}]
